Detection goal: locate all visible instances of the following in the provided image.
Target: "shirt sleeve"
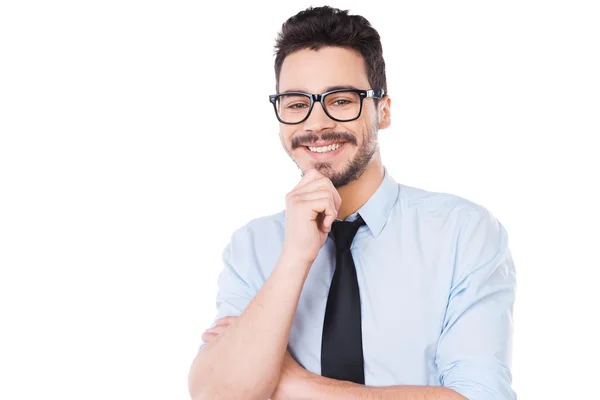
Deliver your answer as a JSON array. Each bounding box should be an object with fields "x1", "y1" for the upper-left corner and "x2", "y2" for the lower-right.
[
  {"x1": 436, "y1": 207, "x2": 517, "y2": 400},
  {"x1": 198, "y1": 228, "x2": 257, "y2": 351}
]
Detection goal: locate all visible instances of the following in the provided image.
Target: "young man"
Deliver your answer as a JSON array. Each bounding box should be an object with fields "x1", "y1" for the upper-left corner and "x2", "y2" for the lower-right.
[{"x1": 189, "y1": 6, "x2": 516, "y2": 400}]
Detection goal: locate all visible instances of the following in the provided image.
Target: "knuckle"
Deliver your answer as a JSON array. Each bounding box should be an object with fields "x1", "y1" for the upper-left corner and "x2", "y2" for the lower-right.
[{"x1": 285, "y1": 192, "x2": 295, "y2": 203}]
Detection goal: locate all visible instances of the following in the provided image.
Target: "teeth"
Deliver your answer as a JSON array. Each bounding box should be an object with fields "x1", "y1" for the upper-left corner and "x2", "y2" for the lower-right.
[{"x1": 308, "y1": 143, "x2": 343, "y2": 153}]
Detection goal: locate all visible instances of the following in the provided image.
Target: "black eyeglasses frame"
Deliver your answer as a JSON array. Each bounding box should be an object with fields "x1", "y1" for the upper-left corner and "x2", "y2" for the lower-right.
[{"x1": 268, "y1": 88, "x2": 385, "y2": 125}]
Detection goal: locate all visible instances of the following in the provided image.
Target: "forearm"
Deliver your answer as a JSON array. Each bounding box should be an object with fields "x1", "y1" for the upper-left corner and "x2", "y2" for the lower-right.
[
  {"x1": 306, "y1": 375, "x2": 466, "y2": 400},
  {"x1": 189, "y1": 254, "x2": 310, "y2": 400}
]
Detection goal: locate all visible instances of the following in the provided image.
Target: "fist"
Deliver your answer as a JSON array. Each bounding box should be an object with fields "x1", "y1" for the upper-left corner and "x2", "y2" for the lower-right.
[{"x1": 282, "y1": 169, "x2": 342, "y2": 265}]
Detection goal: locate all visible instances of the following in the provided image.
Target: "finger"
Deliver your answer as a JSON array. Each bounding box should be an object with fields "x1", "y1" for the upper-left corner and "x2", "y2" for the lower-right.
[
  {"x1": 332, "y1": 186, "x2": 342, "y2": 211},
  {"x1": 305, "y1": 197, "x2": 337, "y2": 232},
  {"x1": 205, "y1": 325, "x2": 229, "y2": 335},
  {"x1": 214, "y1": 316, "x2": 237, "y2": 327},
  {"x1": 293, "y1": 177, "x2": 341, "y2": 211},
  {"x1": 322, "y1": 208, "x2": 337, "y2": 232},
  {"x1": 301, "y1": 196, "x2": 338, "y2": 232},
  {"x1": 293, "y1": 176, "x2": 333, "y2": 194},
  {"x1": 294, "y1": 190, "x2": 335, "y2": 205},
  {"x1": 322, "y1": 197, "x2": 338, "y2": 232},
  {"x1": 202, "y1": 331, "x2": 218, "y2": 343},
  {"x1": 292, "y1": 168, "x2": 325, "y2": 191}
]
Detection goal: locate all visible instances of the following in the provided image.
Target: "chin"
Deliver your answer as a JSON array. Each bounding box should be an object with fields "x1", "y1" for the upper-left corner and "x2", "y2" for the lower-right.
[{"x1": 312, "y1": 163, "x2": 343, "y2": 181}]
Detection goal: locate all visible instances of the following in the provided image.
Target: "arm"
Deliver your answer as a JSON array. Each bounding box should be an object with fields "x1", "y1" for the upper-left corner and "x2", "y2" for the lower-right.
[
  {"x1": 269, "y1": 348, "x2": 465, "y2": 400},
  {"x1": 188, "y1": 245, "x2": 311, "y2": 400},
  {"x1": 303, "y1": 374, "x2": 466, "y2": 399},
  {"x1": 188, "y1": 169, "x2": 341, "y2": 400},
  {"x1": 435, "y1": 208, "x2": 517, "y2": 399},
  {"x1": 202, "y1": 323, "x2": 465, "y2": 400}
]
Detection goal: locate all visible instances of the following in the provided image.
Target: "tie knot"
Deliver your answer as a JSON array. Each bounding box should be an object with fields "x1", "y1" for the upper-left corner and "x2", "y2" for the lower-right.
[{"x1": 329, "y1": 215, "x2": 365, "y2": 251}]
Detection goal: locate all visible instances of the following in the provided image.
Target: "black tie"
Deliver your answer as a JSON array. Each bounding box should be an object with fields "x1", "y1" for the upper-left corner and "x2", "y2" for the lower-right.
[{"x1": 321, "y1": 215, "x2": 366, "y2": 384}]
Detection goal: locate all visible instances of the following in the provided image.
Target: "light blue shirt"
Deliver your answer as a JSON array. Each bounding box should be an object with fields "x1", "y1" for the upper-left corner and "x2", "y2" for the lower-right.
[{"x1": 201, "y1": 169, "x2": 516, "y2": 399}]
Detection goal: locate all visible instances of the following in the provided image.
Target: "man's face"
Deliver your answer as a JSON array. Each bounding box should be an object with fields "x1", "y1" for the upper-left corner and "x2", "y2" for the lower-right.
[{"x1": 277, "y1": 47, "x2": 386, "y2": 188}]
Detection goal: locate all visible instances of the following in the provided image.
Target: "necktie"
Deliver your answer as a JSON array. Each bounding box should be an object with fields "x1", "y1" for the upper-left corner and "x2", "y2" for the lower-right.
[{"x1": 321, "y1": 215, "x2": 366, "y2": 384}]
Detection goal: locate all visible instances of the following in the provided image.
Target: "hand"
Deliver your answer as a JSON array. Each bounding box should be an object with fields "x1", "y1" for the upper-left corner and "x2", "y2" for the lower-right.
[
  {"x1": 201, "y1": 316, "x2": 237, "y2": 344},
  {"x1": 282, "y1": 169, "x2": 342, "y2": 265}
]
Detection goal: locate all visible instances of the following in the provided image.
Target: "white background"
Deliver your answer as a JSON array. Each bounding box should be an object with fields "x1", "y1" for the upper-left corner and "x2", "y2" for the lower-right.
[{"x1": 1, "y1": 1, "x2": 599, "y2": 399}]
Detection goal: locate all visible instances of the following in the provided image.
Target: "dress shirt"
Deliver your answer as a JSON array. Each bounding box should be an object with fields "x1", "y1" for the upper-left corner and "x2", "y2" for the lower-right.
[{"x1": 199, "y1": 168, "x2": 517, "y2": 400}]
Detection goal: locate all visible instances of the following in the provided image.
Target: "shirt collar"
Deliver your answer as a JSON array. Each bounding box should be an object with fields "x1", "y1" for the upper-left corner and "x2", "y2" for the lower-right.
[{"x1": 343, "y1": 167, "x2": 400, "y2": 238}]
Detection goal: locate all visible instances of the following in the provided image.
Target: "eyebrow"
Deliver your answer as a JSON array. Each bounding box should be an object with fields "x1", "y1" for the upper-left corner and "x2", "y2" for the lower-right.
[{"x1": 280, "y1": 84, "x2": 360, "y2": 94}]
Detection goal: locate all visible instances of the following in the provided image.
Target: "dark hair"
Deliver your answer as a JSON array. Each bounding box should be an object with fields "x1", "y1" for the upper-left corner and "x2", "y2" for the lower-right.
[{"x1": 274, "y1": 6, "x2": 387, "y2": 95}]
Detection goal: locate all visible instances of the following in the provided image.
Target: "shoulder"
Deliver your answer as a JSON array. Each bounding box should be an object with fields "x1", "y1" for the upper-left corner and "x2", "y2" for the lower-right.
[
  {"x1": 224, "y1": 210, "x2": 286, "y2": 264},
  {"x1": 401, "y1": 183, "x2": 512, "y2": 283},
  {"x1": 230, "y1": 210, "x2": 286, "y2": 242},
  {"x1": 219, "y1": 210, "x2": 286, "y2": 283},
  {"x1": 399, "y1": 184, "x2": 512, "y2": 287},
  {"x1": 398, "y1": 182, "x2": 486, "y2": 220},
  {"x1": 397, "y1": 182, "x2": 509, "y2": 254}
]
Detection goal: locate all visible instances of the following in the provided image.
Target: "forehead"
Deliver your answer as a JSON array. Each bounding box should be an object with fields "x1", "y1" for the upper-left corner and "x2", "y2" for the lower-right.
[{"x1": 279, "y1": 47, "x2": 370, "y2": 93}]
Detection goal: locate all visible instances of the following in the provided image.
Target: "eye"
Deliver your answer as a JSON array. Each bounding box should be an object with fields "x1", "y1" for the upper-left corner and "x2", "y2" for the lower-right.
[
  {"x1": 326, "y1": 93, "x2": 358, "y2": 107},
  {"x1": 333, "y1": 99, "x2": 351, "y2": 106},
  {"x1": 288, "y1": 103, "x2": 309, "y2": 109}
]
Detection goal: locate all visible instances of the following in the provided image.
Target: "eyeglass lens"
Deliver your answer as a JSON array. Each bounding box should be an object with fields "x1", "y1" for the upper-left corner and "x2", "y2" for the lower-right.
[{"x1": 275, "y1": 91, "x2": 361, "y2": 123}]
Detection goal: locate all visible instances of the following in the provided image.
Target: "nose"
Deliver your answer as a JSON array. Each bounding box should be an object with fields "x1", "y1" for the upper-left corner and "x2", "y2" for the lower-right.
[{"x1": 302, "y1": 101, "x2": 336, "y2": 133}]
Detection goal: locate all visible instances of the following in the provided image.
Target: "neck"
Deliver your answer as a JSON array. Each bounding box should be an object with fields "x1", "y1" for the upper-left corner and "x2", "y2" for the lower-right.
[{"x1": 336, "y1": 154, "x2": 384, "y2": 221}]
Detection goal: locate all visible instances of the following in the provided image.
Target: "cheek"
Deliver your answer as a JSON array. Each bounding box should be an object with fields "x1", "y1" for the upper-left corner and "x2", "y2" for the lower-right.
[
  {"x1": 359, "y1": 107, "x2": 378, "y2": 129},
  {"x1": 341, "y1": 122, "x2": 367, "y2": 145},
  {"x1": 279, "y1": 129, "x2": 291, "y2": 144},
  {"x1": 280, "y1": 129, "x2": 298, "y2": 153}
]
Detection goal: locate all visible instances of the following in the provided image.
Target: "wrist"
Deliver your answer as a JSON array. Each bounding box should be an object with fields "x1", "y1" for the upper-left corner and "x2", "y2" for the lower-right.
[
  {"x1": 305, "y1": 374, "x2": 357, "y2": 399},
  {"x1": 294, "y1": 371, "x2": 323, "y2": 400},
  {"x1": 278, "y1": 247, "x2": 315, "y2": 271}
]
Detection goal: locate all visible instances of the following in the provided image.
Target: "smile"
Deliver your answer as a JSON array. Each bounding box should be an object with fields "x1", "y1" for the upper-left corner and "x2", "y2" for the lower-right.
[
  {"x1": 308, "y1": 143, "x2": 343, "y2": 153},
  {"x1": 301, "y1": 142, "x2": 347, "y2": 160}
]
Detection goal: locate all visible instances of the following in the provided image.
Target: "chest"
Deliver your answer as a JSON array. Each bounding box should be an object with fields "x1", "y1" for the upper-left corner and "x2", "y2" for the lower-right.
[{"x1": 287, "y1": 236, "x2": 454, "y2": 385}]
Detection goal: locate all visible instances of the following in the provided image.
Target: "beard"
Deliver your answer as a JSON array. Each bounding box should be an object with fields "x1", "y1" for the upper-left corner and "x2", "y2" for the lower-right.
[{"x1": 287, "y1": 125, "x2": 379, "y2": 188}]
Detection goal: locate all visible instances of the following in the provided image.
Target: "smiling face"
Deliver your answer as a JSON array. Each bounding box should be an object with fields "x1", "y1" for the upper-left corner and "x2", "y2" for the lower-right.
[{"x1": 277, "y1": 46, "x2": 390, "y2": 188}]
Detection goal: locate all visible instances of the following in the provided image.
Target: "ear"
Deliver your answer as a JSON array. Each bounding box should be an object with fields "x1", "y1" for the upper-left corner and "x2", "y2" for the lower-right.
[{"x1": 378, "y1": 95, "x2": 391, "y2": 130}]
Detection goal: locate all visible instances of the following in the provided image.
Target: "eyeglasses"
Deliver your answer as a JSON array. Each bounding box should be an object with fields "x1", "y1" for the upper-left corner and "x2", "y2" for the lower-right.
[{"x1": 269, "y1": 88, "x2": 385, "y2": 125}]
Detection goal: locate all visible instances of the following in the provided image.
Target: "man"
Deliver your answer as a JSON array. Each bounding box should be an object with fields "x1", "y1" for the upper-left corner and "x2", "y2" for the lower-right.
[{"x1": 189, "y1": 6, "x2": 516, "y2": 400}]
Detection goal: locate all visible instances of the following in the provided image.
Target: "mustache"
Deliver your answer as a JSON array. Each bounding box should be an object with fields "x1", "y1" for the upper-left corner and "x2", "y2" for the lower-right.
[{"x1": 291, "y1": 131, "x2": 357, "y2": 150}]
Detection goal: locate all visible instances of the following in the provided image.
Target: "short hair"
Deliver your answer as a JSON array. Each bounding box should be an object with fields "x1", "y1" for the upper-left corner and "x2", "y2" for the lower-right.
[{"x1": 274, "y1": 6, "x2": 387, "y2": 95}]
